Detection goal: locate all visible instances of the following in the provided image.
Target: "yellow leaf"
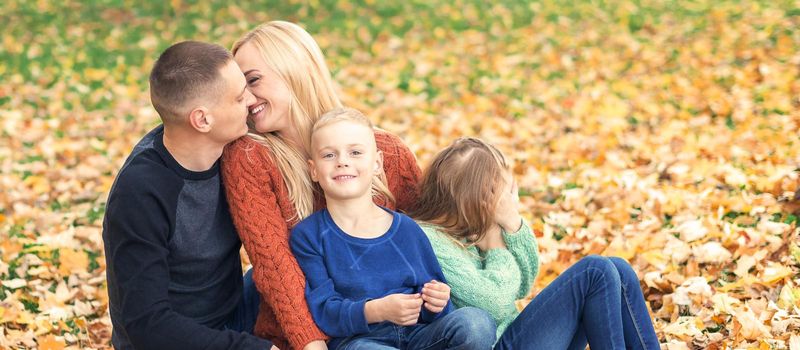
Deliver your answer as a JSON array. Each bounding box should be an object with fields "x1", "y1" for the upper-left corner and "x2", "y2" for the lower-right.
[
  {"x1": 58, "y1": 249, "x2": 89, "y2": 276},
  {"x1": 778, "y1": 283, "x2": 800, "y2": 309},
  {"x1": 37, "y1": 334, "x2": 65, "y2": 350},
  {"x1": 23, "y1": 175, "x2": 51, "y2": 194},
  {"x1": 83, "y1": 68, "x2": 108, "y2": 81},
  {"x1": 759, "y1": 262, "x2": 793, "y2": 286},
  {"x1": 16, "y1": 310, "x2": 34, "y2": 324},
  {"x1": 790, "y1": 334, "x2": 800, "y2": 350},
  {"x1": 734, "y1": 306, "x2": 771, "y2": 341}
]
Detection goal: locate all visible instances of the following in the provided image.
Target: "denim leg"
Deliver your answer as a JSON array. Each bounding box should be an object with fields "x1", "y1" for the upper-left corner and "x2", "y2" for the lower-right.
[
  {"x1": 225, "y1": 269, "x2": 263, "y2": 335},
  {"x1": 495, "y1": 255, "x2": 625, "y2": 350},
  {"x1": 608, "y1": 257, "x2": 660, "y2": 350},
  {"x1": 405, "y1": 307, "x2": 496, "y2": 350},
  {"x1": 336, "y1": 322, "x2": 400, "y2": 350}
]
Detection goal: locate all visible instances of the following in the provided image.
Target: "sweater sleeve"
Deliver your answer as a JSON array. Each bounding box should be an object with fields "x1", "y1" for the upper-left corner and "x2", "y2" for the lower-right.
[
  {"x1": 289, "y1": 224, "x2": 371, "y2": 338},
  {"x1": 502, "y1": 220, "x2": 540, "y2": 299},
  {"x1": 222, "y1": 138, "x2": 328, "y2": 349},
  {"x1": 375, "y1": 131, "x2": 422, "y2": 213},
  {"x1": 105, "y1": 193, "x2": 270, "y2": 350},
  {"x1": 421, "y1": 225, "x2": 521, "y2": 325}
]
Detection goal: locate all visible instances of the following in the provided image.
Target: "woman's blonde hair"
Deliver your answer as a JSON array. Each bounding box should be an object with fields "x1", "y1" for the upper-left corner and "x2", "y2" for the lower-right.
[
  {"x1": 409, "y1": 137, "x2": 509, "y2": 244},
  {"x1": 232, "y1": 21, "x2": 343, "y2": 220},
  {"x1": 312, "y1": 107, "x2": 395, "y2": 205}
]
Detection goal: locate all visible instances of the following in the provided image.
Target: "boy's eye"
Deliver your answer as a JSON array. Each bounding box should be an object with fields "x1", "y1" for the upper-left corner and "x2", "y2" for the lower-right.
[
  {"x1": 351, "y1": 150, "x2": 363, "y2": 156},
  {"x1": 321, "y1": 153, "x2": 334, "y2": 159}
]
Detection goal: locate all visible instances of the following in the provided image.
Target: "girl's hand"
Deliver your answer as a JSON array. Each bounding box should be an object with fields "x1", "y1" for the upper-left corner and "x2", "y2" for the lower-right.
[
  {"x1": 421, "y1": 280, "x2": 450, "y2": 313},
  {"x1": 495, "y1": 175, "x2": 522, "y2": 233},
  {"x1": 365, "y1": 293, "x2": 423, "y2": 326}
]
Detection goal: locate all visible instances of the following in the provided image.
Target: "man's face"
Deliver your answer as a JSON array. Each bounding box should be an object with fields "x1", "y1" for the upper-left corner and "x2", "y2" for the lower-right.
[{"x1": 207, "y1": 60, "x2": 255, "y2": 144}]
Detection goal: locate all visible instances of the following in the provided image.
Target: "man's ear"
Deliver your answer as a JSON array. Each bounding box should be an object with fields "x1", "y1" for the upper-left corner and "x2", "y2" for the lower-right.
[
  {"x1": 187, "y1": 106, "x2": 212, "y2": 133},
  {"x1": 308, "y1": 159, "x2": 319, "y2": 182}
]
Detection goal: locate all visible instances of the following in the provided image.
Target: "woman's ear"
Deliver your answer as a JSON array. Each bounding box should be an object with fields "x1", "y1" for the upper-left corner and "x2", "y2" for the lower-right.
[{"x1": 188, "y1": 106, "x2": 212, "y2": 133}]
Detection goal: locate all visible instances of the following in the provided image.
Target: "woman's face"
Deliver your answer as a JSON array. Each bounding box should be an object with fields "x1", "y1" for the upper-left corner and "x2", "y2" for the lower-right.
[{"x1": 234, "y1": 42, "x2": 293, "y2": 134}]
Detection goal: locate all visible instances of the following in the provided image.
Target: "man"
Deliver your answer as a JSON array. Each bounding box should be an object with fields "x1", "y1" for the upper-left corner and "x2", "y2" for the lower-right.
[{"x1": 103, "y1": 41, "x2": 271, "y2": 349}]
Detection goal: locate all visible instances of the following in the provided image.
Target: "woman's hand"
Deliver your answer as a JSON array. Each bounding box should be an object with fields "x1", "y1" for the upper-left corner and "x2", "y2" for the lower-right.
[
  {"x1": 302, "y1": 340, "x2": 327, "y2": 350},
  {"x1": 495, "y1": 175, "x2": 522, "y2": 233}
]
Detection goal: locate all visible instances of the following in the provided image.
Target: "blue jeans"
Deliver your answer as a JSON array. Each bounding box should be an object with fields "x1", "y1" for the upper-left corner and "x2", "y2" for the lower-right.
[
  {"x1": 495, "y1": 256, "x2": 659, "y2": 350},
  {"x1": 336, "y1": 306, "x2": 496, "y2": 350},
  {"x1": 225, "y1": 268, "x2": 272, "y2": 346}
]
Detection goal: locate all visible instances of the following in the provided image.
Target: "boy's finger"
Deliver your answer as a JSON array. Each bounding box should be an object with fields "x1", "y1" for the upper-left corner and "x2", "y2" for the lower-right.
[
  {"x1": 422, "y1": 288, "x2": 449, "y2": 300},
  {"x1": 423, "y1": 303, "x2": 443, "y2": 313}
]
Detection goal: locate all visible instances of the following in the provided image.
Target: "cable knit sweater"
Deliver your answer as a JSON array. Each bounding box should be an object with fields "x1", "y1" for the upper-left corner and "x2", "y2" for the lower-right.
[
  {"x1": 419, "y1": 221, "x2": 539, "y2": 340},
  {"x1": 221, "y1": 130, "x2": 421, "y2": 350}
]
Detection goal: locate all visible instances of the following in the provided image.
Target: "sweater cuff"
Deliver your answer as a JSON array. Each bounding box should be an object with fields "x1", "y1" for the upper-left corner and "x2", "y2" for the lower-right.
[
  {"x1": 286, "y1": 326, "x2": 328, "y2": 350},
  {"x1": 350, "y1": 299, "x2": 371, "y2": 334},
  {"x1": 502, "y1": 220, "x2": 533, "y2": 247}
]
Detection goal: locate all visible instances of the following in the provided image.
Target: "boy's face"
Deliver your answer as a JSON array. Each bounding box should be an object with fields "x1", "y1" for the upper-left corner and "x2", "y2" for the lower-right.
[
  {"x1": 309, "y1": 121, "x2": 382, "y2": 202},
  {"x1": 206, "y1": 60, "x2": 255, "y2": 144}
]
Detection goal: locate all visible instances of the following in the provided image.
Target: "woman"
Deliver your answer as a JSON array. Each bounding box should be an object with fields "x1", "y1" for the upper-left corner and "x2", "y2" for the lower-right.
[
  {"x1": 410, "y1": 137, "x2": 661, "y2": 349},
  {"x1": 221, "y1": 21, "x2": 422, "y2": 350}
]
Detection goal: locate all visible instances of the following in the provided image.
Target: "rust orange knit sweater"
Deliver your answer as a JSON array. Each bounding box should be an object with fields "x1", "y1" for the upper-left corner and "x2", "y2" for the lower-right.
[{"x1": 221, "y1": 130, "x2": 421, "y2": 350}]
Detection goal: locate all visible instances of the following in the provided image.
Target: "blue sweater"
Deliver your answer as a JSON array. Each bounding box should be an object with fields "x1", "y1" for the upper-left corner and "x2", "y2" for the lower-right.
[{"x1": 290, "y1": 208, "x2": 453, "y2": 344}]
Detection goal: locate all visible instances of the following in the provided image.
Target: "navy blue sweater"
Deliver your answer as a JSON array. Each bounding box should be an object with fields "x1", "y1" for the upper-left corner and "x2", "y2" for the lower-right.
[
  {"x1": 289, "y1": 208, "x2": 453, "y2": 347},
  {"x1": 102, "y1": 126, "x2": 270, "y2": 350}
]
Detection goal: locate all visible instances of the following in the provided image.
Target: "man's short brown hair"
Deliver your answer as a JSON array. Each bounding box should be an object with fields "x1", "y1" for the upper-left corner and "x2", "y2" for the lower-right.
[{"x1": 149, "y1": 41, "x2": 232, "y2": 123}]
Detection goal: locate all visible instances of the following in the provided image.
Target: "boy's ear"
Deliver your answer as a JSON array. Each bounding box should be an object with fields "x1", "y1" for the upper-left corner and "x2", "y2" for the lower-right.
[
  {"x1": 374, "y1": 150, "x2": 384, "y2": 173},
  {"x1": 187, "y1": 106, "x2": 212, "y2": 133},
  {"x1": 308, "y1": 159, "x2": 319, "y2": 182}
]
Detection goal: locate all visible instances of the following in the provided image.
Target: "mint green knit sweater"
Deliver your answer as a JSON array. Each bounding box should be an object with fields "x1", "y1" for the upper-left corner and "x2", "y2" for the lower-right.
[{"x1": 419, "y1": 221, "x2": 540, "y2": 340}]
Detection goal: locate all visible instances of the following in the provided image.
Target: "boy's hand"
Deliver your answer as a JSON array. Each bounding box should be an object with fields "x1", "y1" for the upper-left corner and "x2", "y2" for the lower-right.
[
  {"x1": 365, "y1": 293, "x2": 423, "y2": 325},
  {"x1": 421, "y1": 280, "x2": 450, "y2": 313}
]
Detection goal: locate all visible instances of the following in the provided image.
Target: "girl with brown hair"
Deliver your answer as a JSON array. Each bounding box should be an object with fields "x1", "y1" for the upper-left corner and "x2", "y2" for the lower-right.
[{"x1": 411, "y1": 137, "x2": 660, "y2": 349}]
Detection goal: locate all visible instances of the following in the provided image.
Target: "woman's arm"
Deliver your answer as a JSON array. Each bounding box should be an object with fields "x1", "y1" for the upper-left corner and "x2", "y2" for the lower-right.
[
  {"x1": 375, "y1": 131, "x2": 422, "y2": 213},
  {"x1": 222, "y1": 137, "x2": 328, "y2": 349}
]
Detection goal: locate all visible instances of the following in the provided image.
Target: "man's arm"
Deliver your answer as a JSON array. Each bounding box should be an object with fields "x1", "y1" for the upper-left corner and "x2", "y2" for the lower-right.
[{"x1": 105, "y1": 192, "x2": 270, "y2": 350}]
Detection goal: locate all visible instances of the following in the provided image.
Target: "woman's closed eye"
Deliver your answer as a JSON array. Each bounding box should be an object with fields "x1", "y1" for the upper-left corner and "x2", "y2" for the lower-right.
[{"x1": 247, "y1": 76, "x2": 260, "y2": 85}]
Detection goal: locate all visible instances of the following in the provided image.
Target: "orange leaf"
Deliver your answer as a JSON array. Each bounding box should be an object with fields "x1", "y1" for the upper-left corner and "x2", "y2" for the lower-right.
[
  {"x1": 58, "y1": 249, "x2": 89, "y2": 276},
  {"x1": 37, "y1": 334, "x2": 65, "y2": 350}
]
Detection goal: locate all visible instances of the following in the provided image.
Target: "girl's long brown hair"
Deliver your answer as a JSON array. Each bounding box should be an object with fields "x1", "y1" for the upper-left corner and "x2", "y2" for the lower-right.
[{"x1": 410, "y1": 137, "x2": 509, "y2": 243}]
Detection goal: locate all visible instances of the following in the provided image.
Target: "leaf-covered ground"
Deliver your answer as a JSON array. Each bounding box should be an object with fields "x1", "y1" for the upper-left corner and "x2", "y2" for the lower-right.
[{"x1": 2, "y1": 1, "x2": 799, "y2": 349}]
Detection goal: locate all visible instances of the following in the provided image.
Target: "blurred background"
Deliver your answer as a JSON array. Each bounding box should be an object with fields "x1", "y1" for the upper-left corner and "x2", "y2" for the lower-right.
[{"x1": 1, "y1": 0, "x2": 799, "y2": 348}]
